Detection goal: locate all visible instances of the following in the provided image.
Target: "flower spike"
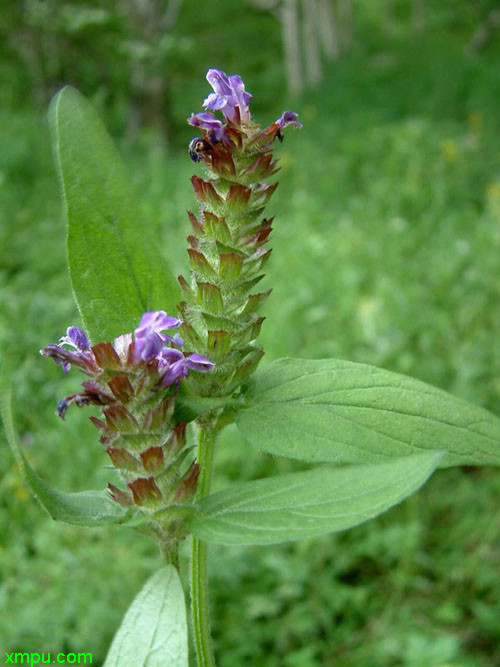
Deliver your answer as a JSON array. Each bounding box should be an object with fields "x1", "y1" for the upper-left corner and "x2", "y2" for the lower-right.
[
  {"x1": 41, "y1": 310, "x2": 214, "y2": 544},
  {"x1": 184, "y1": 68, "x2": 301, "y2": 395}
]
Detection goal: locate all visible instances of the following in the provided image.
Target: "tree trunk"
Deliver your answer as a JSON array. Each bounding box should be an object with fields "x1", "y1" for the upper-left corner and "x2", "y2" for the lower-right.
[
  {"x1": 303, "y1": 0, "x2": 322, "y2": 85},
  {"x1": 467, "y1": 9, "x2": 500, "y2": 52},
  {"x1": 383, "y1": 0, "x2": 396, "y2": 35},
  {"x1": 280, "y1": 0, "x2": 303, "y2": 96},
  {"x1": 316, "y1": 0, "x2": 340, "y2": 61},
  {"x1": 125, "y1": 0, "x2": 183, "y2": 146},
  {"x1": 337, "y1": 0, "x2": 354, "y2": 52},
  {"x1": 411, "y1": 0, "x2": 425, "y2": 35}
]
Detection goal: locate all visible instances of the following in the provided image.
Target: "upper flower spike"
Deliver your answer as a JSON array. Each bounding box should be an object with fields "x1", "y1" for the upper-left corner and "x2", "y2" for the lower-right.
[
  {"x1": 187, "y1": 69, "x2": 301, "y2": 160},
  {"x1": 182, "y1": 69, "x2": 302, "y2": 394},
  {"x1": 202, "y1": 68, "x2": 252, "y2": 124}
]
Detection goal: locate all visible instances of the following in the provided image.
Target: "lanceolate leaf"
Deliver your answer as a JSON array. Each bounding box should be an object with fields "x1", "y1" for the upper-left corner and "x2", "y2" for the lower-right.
[
  {"x1": 103, "y1": 565, "x2": 188, "y2": 667},
  {"x1": 50, "y1": 86, "x2": 179, "y2": 343},
  {"x1": 236, "y1": 357, "x2": 500, "y2": 467},
  {"x1": 0, "y1": 382, "x2": 127, "y2": 526},
  {"x1": 190, "y1": 451, "x2": 442, "y2": 545}
]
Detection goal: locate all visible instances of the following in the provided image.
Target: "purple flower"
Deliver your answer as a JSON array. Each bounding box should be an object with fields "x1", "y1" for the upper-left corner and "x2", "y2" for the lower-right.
[
  {"x1": 188, "y1": 112, "x2": 225, "y2": 141},
  {"x1": 275, "y1": 111, "x2": 302, "y2": 130},
  {"x1": 160, "y1": 360, "x2": 188, "y2": 388},
  {"x1": 157, "y1": 347, "x2": 184, "y2": 368},
  {"x1": 41, "y1": 311, "x2": 214, "y2": 396},
  {"x1": 59, "y1": 326, "x2": 91, "y2": 352},
  {"x1": 133, "y1": 311, "x2": 182, "y2": 362},
  {"x1": 169, "y1": 333, "x2": 184, "y2": 347},
  {"x1": 185, "y1": 354, "x2": 216, "y2": 373},
  {"x1": 203, "y1": 69, "x2": 252, "y2": 124},
  {"x1": 40, "y1": 326, "x2": 98, "y2": 374},
  {"x1": 157, "y1": 348, "x2": 215, "y2": 388}
]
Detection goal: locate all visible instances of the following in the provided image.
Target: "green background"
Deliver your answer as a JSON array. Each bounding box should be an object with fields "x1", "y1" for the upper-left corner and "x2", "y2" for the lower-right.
[{"x1": 1, "y1": 1, "x2": 499, "y2": 665}]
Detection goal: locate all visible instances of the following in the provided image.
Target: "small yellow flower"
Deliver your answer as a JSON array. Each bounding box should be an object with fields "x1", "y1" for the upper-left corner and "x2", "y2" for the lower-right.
[
  {"x1": 468, "y1": 111, "x2": 482, "y2": 135},
  {"x1": 486, "y1": 183, "x2": 500, "y2": 200},
  {"x1": 440, "y1": 139, "x2": 459, "y2": 164},
  {"x1": 15, "y1": 486, "x2": 28, "y2": 501}
]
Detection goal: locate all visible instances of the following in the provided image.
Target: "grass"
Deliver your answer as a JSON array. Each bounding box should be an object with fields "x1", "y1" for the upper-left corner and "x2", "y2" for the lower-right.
[{"x1": 1, "y1": 25, "x2": 500, "y2": 667}]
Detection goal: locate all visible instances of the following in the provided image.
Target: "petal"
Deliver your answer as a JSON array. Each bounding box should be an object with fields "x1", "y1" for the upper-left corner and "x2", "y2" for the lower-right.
[
  {"x1": 206, "y1": 69, "x2": 232, "y2": 95},
  {"x1": 188, "y1": 112, "x2": 223, "y2": 132},
  {"x1": 40, "y1": 344, "x2": 99, "y2": 374},
  {"x1": 59, "y1": 326, "x2": 91, "y2": 351},
  {"x1": 275, "y1": 110, "x2": 303, "y2": 130},
  {"x1": 188, "y1": 113, "x2": 225, "y2": 142},
  {"x1": 156, "y1": 347, "x2": 184, "y2": 369},
  {"x1": 185, "y1": 353, "x2": 215, "y2": 373},
  {"x1": 228, "y1": 74, "x2": 252, "y2": 108},
  {"x1": 135, "y1": 332, "x2": 165, "y2": 361},
  {"x1": 136, "y1": 311, "x2": 181, "y2": 333},
  {"x1": 161, "y1": 359, "x2": 188, "y2": 387},
  {"x1": 189, "y1": 111, "x2": 218, "y2": 123},
  {"x1": 113, "y1": 333, "x2": 133, "y2": 362},
  {"x1": 202, "y1": 69, "x2": 253, "y2": 124},
  {"x1": 203, "y1": 92, "x2": 228, "y2": 112},
  {"x1": 134, "y1": 311, "x2": 182, "y2": 361},
  {"x1": 169, "y1": 333, "x2": 184, "y2": 348}
]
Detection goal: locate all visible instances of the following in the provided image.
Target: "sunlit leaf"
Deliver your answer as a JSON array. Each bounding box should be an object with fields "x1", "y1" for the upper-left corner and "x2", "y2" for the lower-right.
[
  {"x1": 50, "y1": 86, "x2": 180, "y2": 342},
  {"x1": 103, "y1": 565, "x2": 188, "y2": 667},
  {"x1": 236, "y1": 357, "x2": 500, "y2": 467},
  {"x1": 0, "y1": 380, "x2": 127, "y2": 526},
  {"x1": 190, "y1": 451, "x2": 442, "y2": 545}
]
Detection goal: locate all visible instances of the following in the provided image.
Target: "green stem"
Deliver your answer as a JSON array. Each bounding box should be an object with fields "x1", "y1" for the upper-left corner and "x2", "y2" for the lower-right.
[
  {"x1": 191, "y1": 417, "x2": 218, "y2": 667},
  {"x1": 160, "y1": 539, "x2": 179, "y2": 569}
]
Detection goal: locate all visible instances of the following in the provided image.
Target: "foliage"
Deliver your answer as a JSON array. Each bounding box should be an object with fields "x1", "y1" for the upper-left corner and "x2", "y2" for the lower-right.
[
  {"x1": 103, "y1": 565, "x2": 188, "y2": 667},
  {"x1": 50, "y1": 86, "x2": 179, "y2": 342},
  {"x1": 236, "y1": 358, "x2": 500, "y2": 466},
  {"x1": 191, "y1": 451, "x2": 442, "y2": 545},
  {"x1": 1, "y1": 5, "x2": 500, "y2": 665}
]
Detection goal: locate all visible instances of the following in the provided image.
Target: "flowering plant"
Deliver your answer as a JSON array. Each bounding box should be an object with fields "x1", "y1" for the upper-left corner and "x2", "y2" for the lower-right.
[{"x1": 2, "y1": 68, "x2": 500, "y2": 666}]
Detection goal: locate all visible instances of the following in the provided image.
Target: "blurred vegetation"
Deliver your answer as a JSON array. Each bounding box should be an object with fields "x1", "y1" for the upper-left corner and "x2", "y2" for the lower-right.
[{"x1": 1, "y1": 1, "x2": 500, "y2": 665}]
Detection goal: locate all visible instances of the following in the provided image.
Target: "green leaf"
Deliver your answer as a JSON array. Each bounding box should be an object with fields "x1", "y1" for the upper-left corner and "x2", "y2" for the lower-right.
[
  {"x1": 103, "y1": 565, "x2": 188, "y2": 667},
  {"x1": 236, "y1": 357, "x2": 500, "y2": 467},
  {"x1": 0, "y1": 380, "x2": 127, "y2": 526},
  {"x1": 190, "y1": 451, "x2": 442, "y2": 545},
  {"x1": 50, "y1": 86, "x2": 180, "y2": 342}
]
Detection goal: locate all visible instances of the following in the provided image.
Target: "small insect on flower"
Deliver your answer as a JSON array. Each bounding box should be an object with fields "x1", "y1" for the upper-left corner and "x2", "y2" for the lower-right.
[{"x1": 189, "y1": 136, "x2": 214, "y2": 163}]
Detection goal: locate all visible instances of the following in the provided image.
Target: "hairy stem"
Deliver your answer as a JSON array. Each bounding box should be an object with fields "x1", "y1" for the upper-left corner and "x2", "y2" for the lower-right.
[
  {"x1": 160, "y1": 539, "x2": 180, "y2": 569},
  {"x1": 191, "y1": 417, "x2": 218, "y2": 666}
]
